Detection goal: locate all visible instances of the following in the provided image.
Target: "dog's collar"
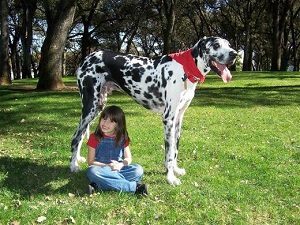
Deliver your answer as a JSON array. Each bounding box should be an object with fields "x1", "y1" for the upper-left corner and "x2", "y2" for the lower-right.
[{"x1": 169, "y1": 49, "x2": 205, "y2": 83}]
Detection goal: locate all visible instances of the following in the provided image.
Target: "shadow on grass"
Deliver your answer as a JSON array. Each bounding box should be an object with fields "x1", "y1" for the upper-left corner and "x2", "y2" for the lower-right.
[
  {"x1": 0, "y1": 89, "x2": 137, "y2": 133},
  {"x1": 0, "y1": 156, "x2": 87, "y2": 198},
  {"x1": 194, "y1": 85, "x2": 300, "y2": 107},
  {"x1": 0, "y1": 156, "x2": 166, "y2": 198},
  {"x1": 2, "y1": 82, "x2": 300, "y2": 113}
]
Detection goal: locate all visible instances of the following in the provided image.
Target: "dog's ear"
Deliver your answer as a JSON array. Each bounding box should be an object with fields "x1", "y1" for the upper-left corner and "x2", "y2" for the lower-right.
[
  {"x1": 191, "y1": 43, "x2": 200, "y2": 58},
  {"x1": 199, "y1": 37, "x2": 207, "y2": 50},
  {"x1": 192, "y1": 37, "x2": 207, "y2": 58}
]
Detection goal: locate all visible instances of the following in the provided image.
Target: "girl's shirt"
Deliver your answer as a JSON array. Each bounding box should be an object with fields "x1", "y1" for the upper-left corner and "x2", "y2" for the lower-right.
[{"x1": 87, "y1": 133, "x2": 129, "y2": 164}]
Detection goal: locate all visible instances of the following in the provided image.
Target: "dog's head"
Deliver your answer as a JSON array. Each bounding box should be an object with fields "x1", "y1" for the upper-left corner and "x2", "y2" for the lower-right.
[{"x1": 192, "y1": 36, "x2": 237, "y2": 83}]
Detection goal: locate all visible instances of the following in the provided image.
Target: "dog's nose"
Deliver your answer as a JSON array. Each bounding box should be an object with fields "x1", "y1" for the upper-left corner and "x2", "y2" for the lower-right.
[{"x1": 229, "y1": 51, "x2": 237, "y2": 59}]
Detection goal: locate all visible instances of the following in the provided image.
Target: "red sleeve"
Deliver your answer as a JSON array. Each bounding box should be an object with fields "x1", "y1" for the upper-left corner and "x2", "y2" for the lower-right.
[{"x1": 87, "y1": 133, "x2": 99, "y2": 149}]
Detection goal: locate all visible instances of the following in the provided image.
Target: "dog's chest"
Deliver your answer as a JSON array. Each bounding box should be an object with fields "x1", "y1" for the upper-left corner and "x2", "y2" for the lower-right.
[{"x1": 183, "y1": 86, "x2": 196, "y2": 103}]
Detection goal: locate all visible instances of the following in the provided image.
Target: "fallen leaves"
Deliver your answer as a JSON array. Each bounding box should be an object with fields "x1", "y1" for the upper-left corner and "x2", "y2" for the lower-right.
[
  {"x1": 68, "y1": 193, "x2": 75, "y2": 198},
  {"x1": 12, "y1": 199, "x2": 22, "y2": 208},
  {"x1": 39, "y1": 215, "x2": 77, "y2": 224},
  {"x1": 61, "y1": 216, "x2": 76, "y2": 224},
  {"x1": 36, "y1": 216, "x2": 47, "y2": 223}
]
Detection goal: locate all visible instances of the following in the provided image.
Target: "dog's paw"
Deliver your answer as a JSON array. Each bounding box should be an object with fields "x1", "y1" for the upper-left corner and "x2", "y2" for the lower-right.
[
  {"x1": 174, "y1": 167, "x2": 186, "y2": 176},
  {"x1": 167, "y1": 174, "x2": 182, "y2": 186},
  {"x1": 70, "y1": 162, "x2": 80, "y2": 172}
]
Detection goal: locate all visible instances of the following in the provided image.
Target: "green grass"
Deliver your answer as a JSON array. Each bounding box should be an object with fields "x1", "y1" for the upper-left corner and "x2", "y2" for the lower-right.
[{"x1": 0, "y1": 72, "x2": 299, "y2": 224}]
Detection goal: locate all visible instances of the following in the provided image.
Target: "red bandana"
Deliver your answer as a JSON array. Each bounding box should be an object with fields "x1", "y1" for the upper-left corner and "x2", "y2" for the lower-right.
[{"x1": 169, "y1": 49, "x2": 205, "y2": 83}]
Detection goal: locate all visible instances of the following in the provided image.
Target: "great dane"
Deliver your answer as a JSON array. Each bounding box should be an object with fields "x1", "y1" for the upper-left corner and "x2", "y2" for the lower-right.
[{"x1": 71, "y1": 36, "x2": 237, "y2": 185}]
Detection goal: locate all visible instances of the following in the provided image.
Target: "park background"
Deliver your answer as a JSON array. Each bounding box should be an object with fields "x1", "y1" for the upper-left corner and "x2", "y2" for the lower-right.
[
  {"x1": 0, "y1": 0, "x2": 299, "y2": 87},
  {"x1": 0, "y1": 0, "x2": 299, "y2": 224}
]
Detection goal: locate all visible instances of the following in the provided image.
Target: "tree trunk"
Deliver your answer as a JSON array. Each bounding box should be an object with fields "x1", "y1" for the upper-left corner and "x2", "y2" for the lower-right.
[
  {"x1": 290, "y1": 5, "x2": 300, "y2": 71},
  {"x1": 270, "y1": 0, "x2": 292, "y2": 71},
  {"x1": 0, "y1": 0, "x2": 12, "y2": 85},
  {"x1": 80, "y1": 0, "x2": 101, "y2": 62},
  {"x1": 125, "y1": 29, "x2": 137, "y2": 53},
  {"x1": 9, "y1": 25, "x2": 22, "y2": 80},
  {"x1": 36, "y1": 0, "x2": 76, "y2": 90},
  {"x1": 280, "y1": 26, "x2": 289, "y2": 71},
  {"x1": 62, "y1": 51, "x2": 66, "y2": 76},
  {"x1": 242, "y1": 1, "x2": 254, "y2": 71},
  {"x1": 20, "y1": 0, "x2": 37, "y2": 78},
  {"x1": 155, "y1": 0, "x2": 177, "y2": 54},
  {"x1": 270, "y1": 1, "x2": 281, "y2": 71},
  {"x1": 242, "y1": 21, "x2": 253, "y2": 71},
  {"x1": 81, "y1": 19, "x2": 91, "y2": 62}
]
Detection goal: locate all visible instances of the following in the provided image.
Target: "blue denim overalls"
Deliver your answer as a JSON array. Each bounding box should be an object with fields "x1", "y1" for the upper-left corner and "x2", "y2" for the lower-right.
[{"x1": 87, "y1": 136, "x2": 144, "y2": 193}]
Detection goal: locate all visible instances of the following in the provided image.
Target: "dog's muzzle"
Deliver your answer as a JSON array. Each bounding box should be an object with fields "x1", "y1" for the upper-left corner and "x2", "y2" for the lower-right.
[{"x1": 209, "y1": 50, "x2": 237, "y2": 83}]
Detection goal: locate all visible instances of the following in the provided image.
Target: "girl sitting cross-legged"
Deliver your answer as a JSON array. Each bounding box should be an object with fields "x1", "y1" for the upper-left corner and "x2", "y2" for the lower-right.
[{"x1": 86, "y1": 105, "x2": 148, "y2": 196}]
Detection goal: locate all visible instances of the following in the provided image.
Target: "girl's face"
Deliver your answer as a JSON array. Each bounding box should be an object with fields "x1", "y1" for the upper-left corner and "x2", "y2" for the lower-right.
[{"x1": 100, "y1": 117, "x2": 117, "y2": 136}]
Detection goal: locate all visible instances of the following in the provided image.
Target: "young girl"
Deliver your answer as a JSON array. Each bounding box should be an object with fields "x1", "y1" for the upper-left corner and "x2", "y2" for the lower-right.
[{"x1": 86, "y1": 105, "x2": 148, "y2": 196}]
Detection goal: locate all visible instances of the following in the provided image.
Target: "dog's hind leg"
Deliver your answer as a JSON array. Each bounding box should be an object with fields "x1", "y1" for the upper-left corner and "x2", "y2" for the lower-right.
[
  {"x1": 85, "y1": 124, "x2": 90, "y2": 139},
  {"x1": 70, "y1": 75, "x2": 104, "y2": 172}
]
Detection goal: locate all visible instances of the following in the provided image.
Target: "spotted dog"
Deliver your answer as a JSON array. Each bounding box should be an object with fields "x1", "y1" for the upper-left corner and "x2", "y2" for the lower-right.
[{"x1": 71, "y1": 36, "x2": 237, "y2": 185}]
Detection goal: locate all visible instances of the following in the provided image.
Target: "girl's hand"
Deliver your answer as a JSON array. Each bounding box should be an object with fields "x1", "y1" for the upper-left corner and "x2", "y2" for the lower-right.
[{"x1": 110, "y1": 160, "x2": 123, "y2": 171}]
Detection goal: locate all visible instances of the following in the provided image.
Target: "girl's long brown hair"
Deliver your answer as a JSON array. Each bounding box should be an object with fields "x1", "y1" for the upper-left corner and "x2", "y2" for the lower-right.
[{"x1": 94, "y1": 105, "x2": 130, "y2": 146}]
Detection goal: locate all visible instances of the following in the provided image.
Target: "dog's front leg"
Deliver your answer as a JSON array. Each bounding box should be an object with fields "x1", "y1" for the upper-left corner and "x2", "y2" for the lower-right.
[
  {"x1": 173, "y1": 122, "x2": 186, "y2": 177},
  {"x1": 163, "y1": 119, "x2": 182, "y2": 186},
  {"x1": 173, "y1": 101, "x2": 191, "y2": 177}
]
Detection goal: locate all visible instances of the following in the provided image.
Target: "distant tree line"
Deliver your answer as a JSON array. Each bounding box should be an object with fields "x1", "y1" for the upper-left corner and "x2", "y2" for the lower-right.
[{"x1": 0, "y1": 0, "x2": 299, "y2": 90}]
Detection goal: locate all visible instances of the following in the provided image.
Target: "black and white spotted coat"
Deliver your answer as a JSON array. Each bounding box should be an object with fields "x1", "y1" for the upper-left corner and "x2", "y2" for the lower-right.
[{"x1": 71, "y1": 36, "x2": 237, "y2": 185}]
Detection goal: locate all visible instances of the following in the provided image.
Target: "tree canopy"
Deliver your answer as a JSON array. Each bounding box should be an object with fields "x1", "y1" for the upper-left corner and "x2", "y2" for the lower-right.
[{"x1": 0, "y1": 0, "x2": 299, "y2": 90}]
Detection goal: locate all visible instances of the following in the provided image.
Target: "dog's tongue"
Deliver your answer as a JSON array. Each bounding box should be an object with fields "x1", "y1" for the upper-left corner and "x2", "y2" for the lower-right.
[{"x1": 215, "y1": 62, "x2": 232, "y2": 83}]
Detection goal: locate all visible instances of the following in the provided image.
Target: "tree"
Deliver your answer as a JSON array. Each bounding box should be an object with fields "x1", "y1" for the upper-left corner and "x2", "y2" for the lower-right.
[
  {"x1": 20, "y1": 0, "x2": 37, "y2": 78},
  {"x1": 77, "y1": 0, "x2": 102, "y2": 62},
  {"x1": 152, "y1": 0, "x2": 177, "y2": 54},
  {"x1": 36, "y1": 0, "x2": 77, "y2": 90},
  {"x1": 289, "y1": 2, "x2": 300, "y2": 71},
  {"x1": 183, "y1": 0, "x2": 212, "y2": 41},
  {"x1": 3, "y1": 0, "x2": 300, "y2": 77},
  {"x1": 0, "y1": 0, "x2": 12, "y2": 85},
  {"x1": 122, "y1": 0, "x2": 150, "y2": 54},
  {"x1": 8, "y1": 1, "x2": 22, "y2": 80},
  {"x1": 217, "y1": 0, "x2": 266, "y2": 71},
  {"x1": 269, "y1": 0, "x2": 294, "y2": 71}
]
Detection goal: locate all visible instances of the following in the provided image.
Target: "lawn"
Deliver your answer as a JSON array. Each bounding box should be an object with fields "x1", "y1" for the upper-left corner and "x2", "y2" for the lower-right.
[{"x1": 0, "y1": 72, "x2": 299, "y2": 224}]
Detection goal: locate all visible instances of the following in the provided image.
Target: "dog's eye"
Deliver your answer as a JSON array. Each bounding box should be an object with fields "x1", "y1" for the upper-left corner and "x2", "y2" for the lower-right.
[{"x1": 213, "y1": 43, "x2": 220, "y2": 49}]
